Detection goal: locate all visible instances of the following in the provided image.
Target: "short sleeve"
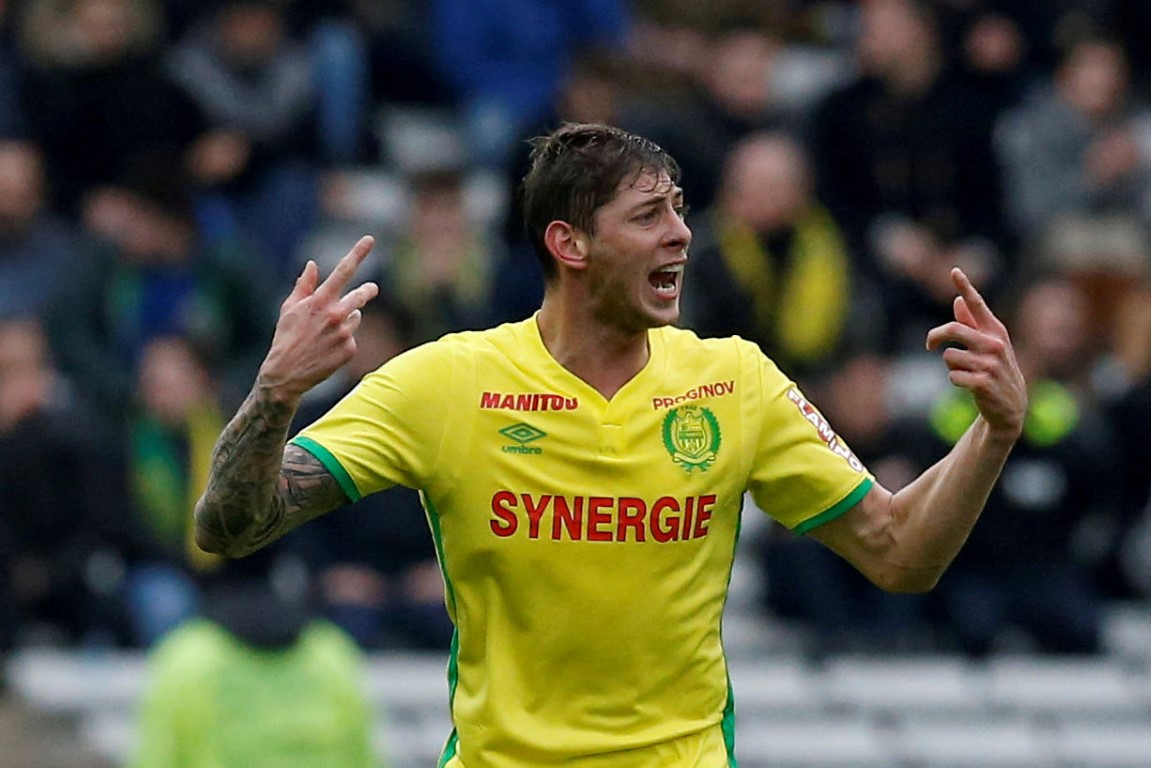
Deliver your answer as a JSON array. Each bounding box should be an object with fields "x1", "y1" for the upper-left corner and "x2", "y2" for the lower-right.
[
  {"x1": 745, "y1": 347, "x2": 873, "y2": 533},
  {"x1": 291, "y1": 341, "x2": 458, "y2": 499}
]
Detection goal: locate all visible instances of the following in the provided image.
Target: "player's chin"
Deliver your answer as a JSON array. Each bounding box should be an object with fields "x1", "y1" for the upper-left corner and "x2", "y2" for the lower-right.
[{"x1": 643, "y1": 298, "x2": 681, "y2": 328}]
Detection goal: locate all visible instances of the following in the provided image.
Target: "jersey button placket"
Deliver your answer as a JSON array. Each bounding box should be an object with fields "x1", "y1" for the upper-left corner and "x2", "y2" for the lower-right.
[{"x1": 599, "y1": 422, "x2": 623, "y2": 457}]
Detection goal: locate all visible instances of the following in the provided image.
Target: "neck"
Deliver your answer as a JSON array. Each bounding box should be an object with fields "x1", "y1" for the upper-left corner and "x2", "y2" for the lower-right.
[{"x1": 536, "y1": 292, "x2": 651, "y2": 401}]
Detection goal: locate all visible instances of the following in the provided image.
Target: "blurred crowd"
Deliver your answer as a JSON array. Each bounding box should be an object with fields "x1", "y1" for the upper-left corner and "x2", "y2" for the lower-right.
[{"x1": 1, "y1": 0, "x2": 1150, "y2": 661}]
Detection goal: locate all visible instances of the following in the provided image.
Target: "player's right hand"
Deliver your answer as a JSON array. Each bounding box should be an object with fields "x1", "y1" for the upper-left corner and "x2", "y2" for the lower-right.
[{"x1": 256, "y1": 236, "x2": 380, "y2": 404}]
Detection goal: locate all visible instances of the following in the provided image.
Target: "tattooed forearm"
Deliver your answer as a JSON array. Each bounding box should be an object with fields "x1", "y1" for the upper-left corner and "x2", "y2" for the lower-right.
[
  {"x1": 194, "y1": 388, "x2": 347, "y2": 557},
  {"x1": 242, "y1": 446, "x2": 348, "y2": 552}
]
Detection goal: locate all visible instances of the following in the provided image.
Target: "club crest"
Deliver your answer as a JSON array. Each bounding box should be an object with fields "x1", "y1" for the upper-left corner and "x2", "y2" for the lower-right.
[{"x1": 662, "y1": 405, "x2": 721, "y2": 472}]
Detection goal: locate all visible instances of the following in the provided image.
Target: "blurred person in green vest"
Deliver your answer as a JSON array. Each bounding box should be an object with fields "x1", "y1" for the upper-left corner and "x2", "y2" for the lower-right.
[{"x1": 131, "y1": 544, "x2": 379, "y2": 768}]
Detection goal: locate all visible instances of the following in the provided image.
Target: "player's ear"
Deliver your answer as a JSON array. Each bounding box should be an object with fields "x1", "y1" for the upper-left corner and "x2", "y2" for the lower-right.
[{"x1": 545, "y1": 221, "x2": 589, "y2": 272}]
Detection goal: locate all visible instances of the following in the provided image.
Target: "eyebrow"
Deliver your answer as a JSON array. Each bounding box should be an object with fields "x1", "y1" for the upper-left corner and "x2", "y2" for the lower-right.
[{"x1": 626, "y1": 186, "x2": 685, "y2": 214}]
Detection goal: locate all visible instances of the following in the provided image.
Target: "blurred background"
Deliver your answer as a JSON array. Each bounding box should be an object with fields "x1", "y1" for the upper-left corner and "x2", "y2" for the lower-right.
[{"x1": 2, "y1": 0, "x2": 1151, "y2": 765}]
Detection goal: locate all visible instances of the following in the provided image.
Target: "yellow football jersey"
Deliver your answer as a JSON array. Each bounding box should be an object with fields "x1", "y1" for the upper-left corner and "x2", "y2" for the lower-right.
[{"x1": 291, "y1": 316, "x2": 873, "y2": 768}]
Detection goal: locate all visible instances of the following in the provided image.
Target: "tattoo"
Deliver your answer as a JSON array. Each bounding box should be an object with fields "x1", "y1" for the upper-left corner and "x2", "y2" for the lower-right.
[{"x1": 194, "y1": 389, "x2": 347, "y2": 557}]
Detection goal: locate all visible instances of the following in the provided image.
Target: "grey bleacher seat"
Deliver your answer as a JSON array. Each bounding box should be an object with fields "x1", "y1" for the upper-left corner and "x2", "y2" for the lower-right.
[
  {"x1": 7, "y1": 649, "x2": 147, "y2": 713},
  {"x1": 728, "y1": 658, "x2": 825, "y2": 717},
  {"x1": 893, "y1": 712, "x2": 1051, "y2": 767},
  {"x1": 81, "y1": 709, "x2": 418, "y2": 768},
  {"x1": 7, "y1": 648, "x2": 454, "y2": 768},
  {"x1": 1102, "y1": 602, "x2": 1151, "y2": 663},
  {"x1": 1050, "y1": 716, "x2": 1151, "y2": 767},
  {"x1": 21, "y1": 647, "x2": 1151, "y2": 768},
  {"x1": 376, "y1": 717, "x2": 449, "y2": 768},
  {"x1": 735, "y1": 712, "x2": 895, "y2": 768},
  {"x1": 985, "y1": 657, "x2": 1143, "y2": 715},
  {"x1": 80, "y1": 710, "x2": 133, "y2": 765},
  {"x1": 821, "y1": 655, "x2": 986, "y2": 714},
  {"x1": 375, "y1": 105, "x2": 465, "y2": 175},
  {"x1": 723, "y1": 611, "x2": 812, "y2": 659},
  {"x1": 363, "y1": 652, "x2": 451, "y2": 710}
]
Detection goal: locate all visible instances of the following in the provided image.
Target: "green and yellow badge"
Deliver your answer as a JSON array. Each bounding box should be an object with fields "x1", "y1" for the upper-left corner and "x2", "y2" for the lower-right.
[{"x1": 662, "y1": 405, "x2": 721, "y2": 472}]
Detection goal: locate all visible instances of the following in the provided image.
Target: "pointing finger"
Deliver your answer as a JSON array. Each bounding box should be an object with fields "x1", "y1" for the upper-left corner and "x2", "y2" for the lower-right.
[
  {"x1": 316, "y1": 235, "x2": 375, "y2": 301},
  {"x1": 951, "y1": 267, "x2": 996, "y2": 329}
]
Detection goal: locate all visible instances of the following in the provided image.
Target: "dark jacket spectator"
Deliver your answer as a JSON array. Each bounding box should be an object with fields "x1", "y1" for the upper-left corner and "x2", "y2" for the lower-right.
[
  {"x1": 49, "y1": 177, "x2": 272, "y2": 419},
  {"x1": 0, "y1": 140, "x2": 94, "y2": 320},
  {"x1": 0, "y1": 317, "x2": 130, "y2": 648},
  {"x1": 18, "y1": 0, "x2": 208, "y2": 218}
]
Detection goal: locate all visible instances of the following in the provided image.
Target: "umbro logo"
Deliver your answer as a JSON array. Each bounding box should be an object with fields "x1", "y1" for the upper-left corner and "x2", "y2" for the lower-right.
[{"x1": 500, "y1": 423, "x2": 546, "y2": 455}]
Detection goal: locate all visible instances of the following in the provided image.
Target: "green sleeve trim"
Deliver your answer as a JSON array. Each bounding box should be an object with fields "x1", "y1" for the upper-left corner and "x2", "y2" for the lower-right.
[
  {"x1": 793, "y1": 477, "x2": 874, "y2": 536},
  {"x1": 289, "y1": 435, "x2": 362, "y2": 502}
]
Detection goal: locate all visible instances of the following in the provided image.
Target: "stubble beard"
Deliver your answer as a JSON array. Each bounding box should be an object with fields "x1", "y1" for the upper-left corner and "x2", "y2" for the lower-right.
[{"x1": 590, "y1": 276, "x2": 679, "y2": 335}]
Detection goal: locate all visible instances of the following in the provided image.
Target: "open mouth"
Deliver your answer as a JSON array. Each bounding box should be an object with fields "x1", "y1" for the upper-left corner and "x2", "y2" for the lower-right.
[{"x1": 649, "y1": 264, "x2": 683, "y2": 297}]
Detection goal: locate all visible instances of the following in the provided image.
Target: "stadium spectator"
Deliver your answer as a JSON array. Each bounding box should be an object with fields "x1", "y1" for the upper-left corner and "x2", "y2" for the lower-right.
[
  {"x1": 809, "y1": 0, "x2": 1010, "y2": 352},
  {"x1": 166, "y1": 0, "x2": 326, "y2": 286},
  {"x1": 130, "y1": 546, "x2": 377, "y2": 768},
  {"x1": 48, "y1": 173, "x2": 272, "y2": 419},
  {"x1": 995, "y1": 34, "x2": 1151, "y2": 243},
  {"x1": 933, "y1": 0, "x2": 1060, "y2": 89},
  {"x1": 430, "y1": 0, "x2": 631, "y2": 170},
  {"x1": 165, "y1": 0, "x2": 375, "y2": 166},
  {"x1": 117, "y1": 334, "x2": 229, "y2": 647},
  {"x1": 1103, "y1": 282, "x2": 1151, "y2": 514},
  {"x1": 380, "y1": 167, "x2": 497, "y2": 343},
  {"x1": 0, "y1": 317, "x2": 129, "y2": 649},
  {"x1": 0, "y1": 140, "x2": 94, "y2": 321},
  {"x1": 17, "y1": 0, "x2": 207, "y2": 219},
  {"x1": 683, "y1": 130, "x2": 857, "y2": 382},
  {"x1": 1100, "y1": 282, "x2": 1151, "y2": 598},
  {"x1": 627, "y1": 23, "x2": 798, "y2": 212}
]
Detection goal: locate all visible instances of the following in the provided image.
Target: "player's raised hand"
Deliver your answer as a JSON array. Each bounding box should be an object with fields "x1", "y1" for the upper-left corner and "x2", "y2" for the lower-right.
[
  {"x1": 925, "y1": 268, "x2": 1027, "y2": 440},
  {"x1": 257, "y1": 236, "x2": 380, "y2": 403}
]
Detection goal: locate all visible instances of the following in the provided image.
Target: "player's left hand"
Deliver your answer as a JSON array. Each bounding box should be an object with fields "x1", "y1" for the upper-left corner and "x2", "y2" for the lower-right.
[{"x1": 925, "y1": 268, "x2": 1027, "y2": 440}]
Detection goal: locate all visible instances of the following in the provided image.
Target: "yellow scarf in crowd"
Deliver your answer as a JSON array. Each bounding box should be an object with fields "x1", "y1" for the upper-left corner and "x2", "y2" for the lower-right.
[
  {"x1": 716, "y1": 205, "x2": 850, "y2": 368},
  {"x1": 131, "y1": 402, "x2": 224, "y2": 572}
]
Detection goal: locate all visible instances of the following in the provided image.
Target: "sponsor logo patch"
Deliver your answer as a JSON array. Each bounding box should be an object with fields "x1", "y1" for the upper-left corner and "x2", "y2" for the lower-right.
[
  {"x1": 652, "y1": 380, "x2": 735, "y2": 410},
  {"x1": 481, "y1": 392, "x2": 578, "y2": 411},
  {"x1": 786, "y1": 388, "x2": 865, "y2": 472}
]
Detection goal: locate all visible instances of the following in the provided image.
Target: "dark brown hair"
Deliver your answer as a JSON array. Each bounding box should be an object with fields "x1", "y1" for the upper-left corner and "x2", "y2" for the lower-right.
[{"x1": 520, "y1": 122, "x2": 680, "y2": 281}]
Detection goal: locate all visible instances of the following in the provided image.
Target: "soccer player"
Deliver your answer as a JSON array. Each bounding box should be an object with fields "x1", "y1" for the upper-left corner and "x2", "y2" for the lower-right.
[{"x1": 195, "y1": 123, "x2": 1027, "y2": 768}]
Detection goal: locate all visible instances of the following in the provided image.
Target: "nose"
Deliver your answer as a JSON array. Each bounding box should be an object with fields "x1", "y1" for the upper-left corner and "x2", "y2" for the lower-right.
[{"x1": 666, "y1": 211, "x2": 692, "y2": 252}]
